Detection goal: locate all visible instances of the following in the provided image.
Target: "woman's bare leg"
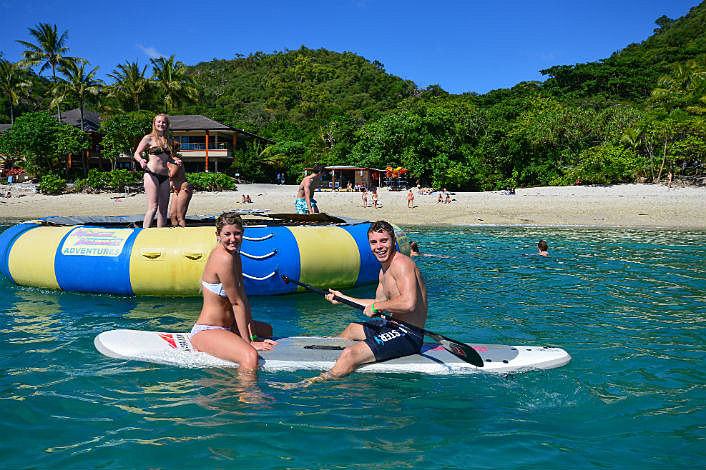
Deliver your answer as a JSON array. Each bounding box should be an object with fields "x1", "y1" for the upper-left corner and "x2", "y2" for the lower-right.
[
  {"x1": 143, "y1": 173, "x2": 159, "y2": 228},
  {"x1": 169, "y1": 191, "x2": 179, "y2": 227},
  {"x1": 175, "y1": 190, "x2": 192, "y2": 227},
  {"x1": 191, "y1": 329, "x2": 260, "y2": 372},
  {"x1": 156, "y1": 180, "x2": 170, "y2": 227}
]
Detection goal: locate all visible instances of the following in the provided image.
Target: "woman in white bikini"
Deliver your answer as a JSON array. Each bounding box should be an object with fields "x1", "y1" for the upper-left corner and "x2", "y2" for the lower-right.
[
  {"x1": 133, "y1": 114, "x2": 182, "y2": 228},
  {"x1": 189, "y1": 212, "x2": 277, "y2": 374}
]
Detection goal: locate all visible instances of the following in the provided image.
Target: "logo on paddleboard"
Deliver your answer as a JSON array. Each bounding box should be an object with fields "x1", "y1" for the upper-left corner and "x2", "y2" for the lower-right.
[
  {"x1": 158, "y1": 333, "x2": 192, "y2": 351},
  {"x1": 159, "y1": 333, "x2": 177, "y2": 349}
]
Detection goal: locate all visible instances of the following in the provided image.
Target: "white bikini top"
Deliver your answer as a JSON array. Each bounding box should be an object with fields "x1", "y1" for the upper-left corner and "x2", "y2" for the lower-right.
[{"x1": 202, "y1": 280, "x2": 227, "y2": 297}]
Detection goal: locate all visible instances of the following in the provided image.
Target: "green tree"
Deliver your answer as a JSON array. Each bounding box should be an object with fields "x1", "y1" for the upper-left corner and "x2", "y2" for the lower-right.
[
  {"x1": 150, "y1": 55, "x2": 199, "y2": 112},
  {"x1": 0, "y1": 111, "x2": 88, "y2": 175},
  {"x1": 107, "y1": 61, "x2": 151, "y2": 111},
  {"x1": 564, "y1": 143, "x2": 641, "y2": 185},
  {"x1": 53, "y1": 59, "x2": 103, "y2": 131},
  {"x1": 16, "y1": 23, "x2": 75, "y2": 120},
  {"x1": 0, "y1": 59, "x2": 32, "y2": 124},
  {"x1": 55, "y1": 121, "x2": 91, "y2": 175},
  {"x1": 99, "y1": 111, "x2": 153, "y2": 170}
]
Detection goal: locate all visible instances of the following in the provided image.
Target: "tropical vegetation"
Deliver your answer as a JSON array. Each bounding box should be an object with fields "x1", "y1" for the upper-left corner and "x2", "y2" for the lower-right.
[{"x1": 1, "y1": 3, "x2": 705, "y2": 191}]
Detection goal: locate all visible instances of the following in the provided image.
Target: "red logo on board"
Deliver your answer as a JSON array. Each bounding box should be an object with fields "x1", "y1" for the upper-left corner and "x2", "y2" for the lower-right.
[{"x1": 159, "y1": 333, "x2": 177, "y2": 349}]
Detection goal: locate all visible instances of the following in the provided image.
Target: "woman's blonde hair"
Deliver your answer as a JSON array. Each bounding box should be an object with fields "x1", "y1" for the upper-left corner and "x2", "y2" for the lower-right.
[{"x1": 150, "y1": 113, "x2": 173, "y2": 153}]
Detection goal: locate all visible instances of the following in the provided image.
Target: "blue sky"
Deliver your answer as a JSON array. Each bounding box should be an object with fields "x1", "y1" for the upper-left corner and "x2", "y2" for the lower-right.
[{"x1": 0, "y1": 0, "x2": 700, "y2": 95}]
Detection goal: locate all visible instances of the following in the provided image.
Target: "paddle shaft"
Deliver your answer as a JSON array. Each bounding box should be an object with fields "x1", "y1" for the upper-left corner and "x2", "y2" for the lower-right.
[{"x1": 281, "y1": 275, "x2": 484, "y2": 367}]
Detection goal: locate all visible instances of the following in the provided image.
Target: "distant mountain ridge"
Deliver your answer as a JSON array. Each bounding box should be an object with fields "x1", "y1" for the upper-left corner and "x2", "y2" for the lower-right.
[
  {"x1": 182, "y1": 2, "x2": 705, "y2": 132},
  {"x1": 540, "y1": 1, "x2": 705, "y2": 101}
]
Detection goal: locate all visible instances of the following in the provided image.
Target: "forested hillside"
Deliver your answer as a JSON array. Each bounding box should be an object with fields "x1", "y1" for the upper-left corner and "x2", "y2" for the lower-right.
[
  {"x1": 1, "y1": 2, "x2": 704, "y2": 189},
  {"x1": 176, "y1": 2, "x2": 705, "y2": 189}
]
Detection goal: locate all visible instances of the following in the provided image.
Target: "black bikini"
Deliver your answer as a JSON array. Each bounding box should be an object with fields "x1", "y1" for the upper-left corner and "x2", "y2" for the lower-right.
[
  {"x1": 144, "y1": 168, "x2": 169, "y2": 185},
  {"x1": 148, "y1": 145, "x2": 173, "y2": 156},
  {"x1": 144, "y1": 145, "x2": 172, "y2": 184}
]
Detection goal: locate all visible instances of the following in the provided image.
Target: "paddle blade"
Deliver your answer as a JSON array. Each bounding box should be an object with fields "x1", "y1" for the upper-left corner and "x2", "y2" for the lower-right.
[{"x1": 436, "y1": 336, "x2": 485, "y2": 367}]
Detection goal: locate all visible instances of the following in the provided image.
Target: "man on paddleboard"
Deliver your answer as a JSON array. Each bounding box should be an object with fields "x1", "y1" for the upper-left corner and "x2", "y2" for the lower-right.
[{"x1": 281, "y1": 220, "x2": 428, "y2": 386}]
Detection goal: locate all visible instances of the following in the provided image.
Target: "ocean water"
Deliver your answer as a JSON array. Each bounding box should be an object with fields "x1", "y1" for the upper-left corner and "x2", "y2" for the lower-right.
[{"x1": 0, "y1": 223, "x2": 704, "y2": 469}]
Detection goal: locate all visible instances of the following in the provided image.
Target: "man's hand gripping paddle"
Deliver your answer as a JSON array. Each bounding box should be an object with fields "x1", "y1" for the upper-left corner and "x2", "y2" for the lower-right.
[{"x1": 281, "y1": 275, "x2": 484, "y2": 367}]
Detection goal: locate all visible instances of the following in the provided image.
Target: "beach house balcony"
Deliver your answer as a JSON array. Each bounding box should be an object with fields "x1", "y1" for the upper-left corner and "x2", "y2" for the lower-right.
[{"x1": 42, "y1": 110, "x2": 271, "y2": 174}]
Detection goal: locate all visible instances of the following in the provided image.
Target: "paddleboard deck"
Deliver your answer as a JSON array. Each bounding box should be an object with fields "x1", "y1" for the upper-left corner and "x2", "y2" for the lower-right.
[{"x1": 95, "y1": 329, "x2": 571, "y2": 374}]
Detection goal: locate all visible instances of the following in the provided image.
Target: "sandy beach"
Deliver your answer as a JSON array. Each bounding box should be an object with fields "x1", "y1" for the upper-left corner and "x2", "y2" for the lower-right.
[{"x1": 0, "y1": 182, "x2": 704, "y2": 229}]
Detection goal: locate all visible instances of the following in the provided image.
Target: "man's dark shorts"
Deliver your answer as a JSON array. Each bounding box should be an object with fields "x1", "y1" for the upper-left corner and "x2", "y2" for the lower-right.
[{"x1": 360, "y1": 318, "x2": 424, "y2": 362}]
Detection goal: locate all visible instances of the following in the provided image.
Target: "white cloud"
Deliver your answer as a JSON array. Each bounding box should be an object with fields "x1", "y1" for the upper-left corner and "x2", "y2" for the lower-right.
[{"x1": 137, "y1": 44, "x2": 166, "y2": 59}]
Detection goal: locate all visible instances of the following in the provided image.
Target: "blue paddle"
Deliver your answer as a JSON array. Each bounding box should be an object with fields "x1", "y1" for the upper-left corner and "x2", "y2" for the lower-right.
[{"x1": 281, "y1": 275, "x2": 484, "y2": 367}]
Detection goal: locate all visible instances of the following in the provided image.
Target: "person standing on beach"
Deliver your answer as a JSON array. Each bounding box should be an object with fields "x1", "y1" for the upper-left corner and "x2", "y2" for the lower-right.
[
  {"x1": 296, "y1": 163, "x2": 324, "y2": 214},
  {"x1": 362, "y1": 188, "x2": 368, "y2": 208},
  {"x1": 133, "y1": 114, "x2": 182, "y2": 228},
  {"x1": 277, "y1": 220, "x2": 427, "y2": 387},
  {"x1": 372, "y1": 188, "x2": 379, "y2": 209},
  {"x1": 407, "y1": 190, "x2": 414, "y2": 208},
  {"x1": 538, "y1": 240, "x2": 549, "y2": 257}
]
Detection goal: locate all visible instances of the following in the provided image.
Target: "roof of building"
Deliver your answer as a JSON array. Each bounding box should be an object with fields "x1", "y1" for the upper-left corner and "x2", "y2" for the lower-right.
[
  {"x1": 306, "y1": 165, "x2": 387, "y2": 172},
  {"x1": 55, "y1": 108, "x2": 102, "y2": 133},
  {"x1": 162, "y1": 115, "x2": 272, "y2": 142},
  {"x1": 169, "y1": 115, "x2": 233, "y2": 131}
]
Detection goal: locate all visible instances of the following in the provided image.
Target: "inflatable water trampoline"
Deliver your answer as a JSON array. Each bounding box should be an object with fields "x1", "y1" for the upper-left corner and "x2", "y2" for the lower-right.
[{"x1": 0, "y1": 211, "x2": 409, "y2": 296}]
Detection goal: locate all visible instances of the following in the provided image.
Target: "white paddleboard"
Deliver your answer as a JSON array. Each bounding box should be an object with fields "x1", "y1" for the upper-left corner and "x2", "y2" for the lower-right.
[{"x1": 95, "y1": 329, "x2": 570, "y2": 374}]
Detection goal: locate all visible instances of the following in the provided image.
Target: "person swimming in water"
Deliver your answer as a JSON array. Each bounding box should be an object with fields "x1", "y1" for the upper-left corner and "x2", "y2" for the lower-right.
[{"x1": 537, "y1": 240, "x2": 549, "y2": 257}]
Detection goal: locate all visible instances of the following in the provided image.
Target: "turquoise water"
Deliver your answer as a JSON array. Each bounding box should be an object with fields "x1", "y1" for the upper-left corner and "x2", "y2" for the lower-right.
[{"x1": 0, "y1": 223, "x2": 704, "y2": 469}]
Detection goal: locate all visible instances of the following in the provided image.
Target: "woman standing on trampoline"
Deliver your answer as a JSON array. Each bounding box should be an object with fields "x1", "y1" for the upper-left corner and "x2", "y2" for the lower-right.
[{"x1": 133, "y1": 114, "x2": 182, "y2": 228}]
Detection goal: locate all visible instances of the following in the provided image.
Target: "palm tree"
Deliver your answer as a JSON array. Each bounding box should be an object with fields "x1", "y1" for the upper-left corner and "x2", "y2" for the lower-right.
[
  {"x1": 620, "y1": 126, "x2": 648, "y2": 179},
  {"x1": 52, "y1": 59, "x2": 103, "y2": 131},
  {"x1": 651, "y1": 61, "x2": 706, "y2": 114},
  {"x1": 0, "y1": 59, "x2": 32, "y2": 124},
  {"x1": 107, "y1": 60, "x2": 150, "y2": 111},
  {"x1": 150, "y1": 55, "x2": 199, "y2": 112},
  {"x1": 16, "y1": 23, "x2": 75, "y2": 120}
]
